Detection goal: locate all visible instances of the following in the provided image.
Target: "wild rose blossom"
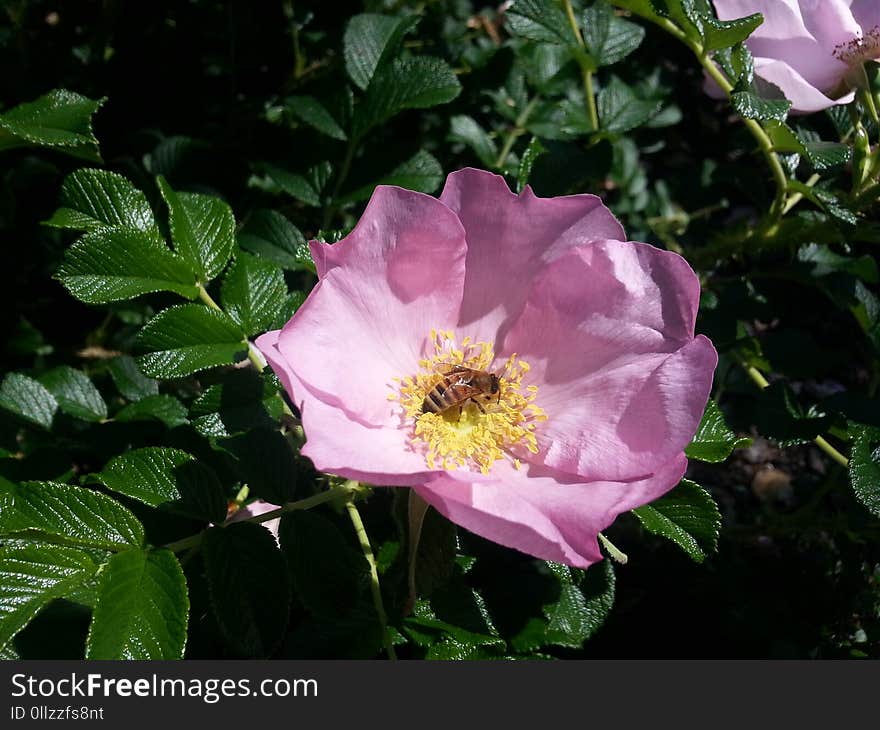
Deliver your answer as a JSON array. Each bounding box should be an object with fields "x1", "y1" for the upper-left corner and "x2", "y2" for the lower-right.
[
  {"x1": 256, "y1": 169, "x2": 717, "y2": 568},
  {"x1": 712, "y1": 0, "x2": 880, "y2": 112}
]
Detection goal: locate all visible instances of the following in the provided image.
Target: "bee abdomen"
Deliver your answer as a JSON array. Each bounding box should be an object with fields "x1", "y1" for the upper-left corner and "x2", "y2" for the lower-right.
[{"x1": 421, "y1": 383, "x2": 451, "y2": 414}]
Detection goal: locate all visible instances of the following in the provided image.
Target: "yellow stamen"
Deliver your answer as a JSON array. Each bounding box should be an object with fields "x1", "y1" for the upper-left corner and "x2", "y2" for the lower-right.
[{"x1": 395, "y1": 331, "x2": 546, "y2": 474}]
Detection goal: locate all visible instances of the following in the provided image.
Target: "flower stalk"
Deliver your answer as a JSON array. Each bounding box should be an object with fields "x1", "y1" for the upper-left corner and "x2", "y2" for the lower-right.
[
  {"x1": 563, "y1": 0, "x2": 600, "y2": 132},
  {"x1": 741, "y1": 364, "x2": 850, "y2": 468},
  {"x1": 345, "y1": 490, "x2": 397, "y2": 660},
  {"x1": 163, "y1": 484, "x2": 355, "y2": 553}
]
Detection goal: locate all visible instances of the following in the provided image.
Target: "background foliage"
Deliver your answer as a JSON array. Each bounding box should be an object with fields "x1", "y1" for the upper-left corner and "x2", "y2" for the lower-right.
[{"x1": 1, "y1": 0, "x2": 878, "y2": 659}]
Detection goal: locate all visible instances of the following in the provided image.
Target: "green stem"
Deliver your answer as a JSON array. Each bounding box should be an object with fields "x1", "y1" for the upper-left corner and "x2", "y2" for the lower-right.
[
  {"x1": 162, "y1": 484, "x2": 354, "y2": 553},
  {"x1": 197, "y1": 283, "x2": 222, "y2": 311},
  {"x1": 782, "y1": 172, "x2": 820, "y2": 215},
  {"x1": 741, "y1": 364, "x2": 850, "y2": 468},
  {"x1": 198, "y1": 282, "x2": 265, "y2": 371},
  {"x1": 562, "y1": 0, "x2": 599, "y2": 132},
  {"x1": 625, "y1": 5, "x2": 789, "y2": 225},
  {"x1": 494, "y1": 97, "x2": 539, "y2": 169},
  {"x1": 323, "y1": 138, "x2": 356, "y2": 229},
  {"x1": 598, "y1": 533, "x2": 628, "y2": 564},
  {"x1": 699, "y1": 56, "x2": 787, "y2": 224},
  {"x1": 345, "y1": 493, "x2": 397, "y2": 660}
]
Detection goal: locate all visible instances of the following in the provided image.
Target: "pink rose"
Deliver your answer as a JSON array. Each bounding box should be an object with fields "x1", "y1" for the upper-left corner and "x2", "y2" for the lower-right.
[
  {"x1": 713, "y1": 0, "x2": 880, "y2": 112},
  {"x1": 256, "y1": 169, "x2": 717, "y2": 568},
  {"x1": 227, "y1": 499, "x2": 281, "y2": 541}
]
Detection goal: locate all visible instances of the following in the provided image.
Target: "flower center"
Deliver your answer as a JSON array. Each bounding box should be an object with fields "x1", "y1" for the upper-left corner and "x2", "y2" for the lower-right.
[
  {"x1": 833, "y1": 26, "x2": 880, "y2": 66},
  {"x1": 391, "y1": 330, "x2": 546, "y2": 474}
]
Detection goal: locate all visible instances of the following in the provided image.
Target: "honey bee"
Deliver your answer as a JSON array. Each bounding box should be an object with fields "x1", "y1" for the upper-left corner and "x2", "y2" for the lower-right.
[{"x1": 421, "y1": 365, "x2": 501, "y2": 417}]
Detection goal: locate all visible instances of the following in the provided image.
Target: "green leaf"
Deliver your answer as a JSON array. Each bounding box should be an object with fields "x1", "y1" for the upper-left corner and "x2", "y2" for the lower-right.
[
  {"x1": 542, "y1": 561, "x2": 616, "y2": 648},
  {"x1": 338, "y1": 149, "x2": 444, "y2": 204},
  {"x1": 261, "y1": 164, "x2": 324, "y2": 207},
  {"x1": 449, "y1": 115, "x2": 498, "y2": 168},
  {"x1": 221, "y1": 428, "x2": 302, "y2": 504},
  {"x1": 190, "y1": 369, "x2": 282, "y2": 438},
  {"x1": 38, "y1": 366, "x2": 107, "y2": 422},
  {"x1": 796, "y1": 243, "x2": 878, "y2": 283},
  {"x1": 581, "y1": 1, "x2": 645, "y2": 70},
  {"x1": 279, "y1": 511, "x2": 368, "y2": 617},
  {"x1": 108, "y1": 355, "x2": 159, "y2": 401},
  {"x1": 237, "y1": 209, "x2": 313, "y2": 272},
  {"x1": 0, "y1": 543, "x2": 100, "y2": 651},
  {"x1": 56, "y1": 227, "x2": 198, "y2": 304},
  {"x1": 0, "y1": 373, "x2": 58, "y2": 430},
  {"x1": 406, "y1": 610, "x2": 504, "y2": 654},
  {"x1": 685, "y1": 398, "x2": 751, "y2": 462},
  {"x1": 753, "y1": 380, "x2": 833, "y2": 446},
  {"x1": 801, "y1": 141, "x2": 852, "y2": 171},
  {"x1": 849, "y1": 425, "x2": 880, "y2": 518},
  {"x1": 157, "y1": 176, "x2": 235, "y2": 282},
  {"x1": 632, "y1": 479, "x2": 721, "y2": 563},
  {"x1": 221, "y1": 253, "x2": 288, "y2": 337},
  {"x1": 853, "y1": 280, "x2": 880, "y2": 353},
  {"x1": 115, "y1": 394, "x2": 189, "y2": 428},
  {"x1": 412, "y1": 506, "x2": 458, "y2": 598},
  {"x1": 354, "y1": 57, "x2": 461, "y2": 138},
  {"x1": 597, "y1": 76, "x2": 661, "y2": 133},
  {"x1": 86, "y1": 548, "x2": 188, "y2": 659},
  {"x1": 284, "y1": 95, "x2": 347, "y2": 140},
  {"x1": 95, "y1": 447, "x2": 226, "y2": 523},
  {"x1": 136, "y1": 304, "x2": 246, "y2": 379},
  {"x1": 0, "y1": 481, "x2": 144, "y2": 550},
  {"x1": 0, "y1": 89, "x2": 104, "y2": 161},
  {"x1": 507, "y1": 0, "x2": 576, "y2": 45},
  {"x1": 44, "y1": 168, "x2": 157, "y2": 233},
  {"x1": 344, "y1": 13, "x2": 420, "y2": 90},
  {"x1": 730, "y1": 90, "x2": 791, "y2": 121},
  {"x1": 649, "y1": 0, "x2": 703, "y2": 40},
  {"x1": 271, "y1": 291, "x2": 307, "y2": 330},
  {"x1": 701, "y1": 12, "x2": 763, "y2": 52},
  {"x1": 203, "y1": 522, "x2": 291, "y2": 657}
]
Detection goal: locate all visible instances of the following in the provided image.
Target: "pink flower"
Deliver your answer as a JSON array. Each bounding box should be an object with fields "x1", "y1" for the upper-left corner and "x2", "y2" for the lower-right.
[
  {"x1": 713, "y1": 0, "x2": 880, "y2": 112},
  {"x1": 256, "y1": 169, "x2": 717, "y2": 568},
  {"x1": 227, "y1": 499, "x2": 281, "y2": 541}
]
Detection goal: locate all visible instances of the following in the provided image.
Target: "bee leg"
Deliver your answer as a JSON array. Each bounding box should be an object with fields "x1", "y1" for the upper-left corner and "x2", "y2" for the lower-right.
[
  {"x1": 474, "y1": 398, "x2": 487, "y2": 415},
  {"x1": 457, "y1": 405, "x2": 463, "y2": 422}
]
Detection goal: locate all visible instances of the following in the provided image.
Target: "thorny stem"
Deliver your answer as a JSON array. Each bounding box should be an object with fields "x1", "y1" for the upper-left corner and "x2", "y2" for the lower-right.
[
  {"x1": 162, "y1": 484, "x2": 354, "y2": 553},
  {"x1": 563, "y1": 0, "x2": 600, "y2": 132},
  {"x1": 494, "y1": 97, "x2": 539, "y2": 169},
  {"x1": 741, "y1": 364, "x2": 850, "y2": 468},
  {"x1": 345, "y1": 488, "x2": 397, "y2": 660}
]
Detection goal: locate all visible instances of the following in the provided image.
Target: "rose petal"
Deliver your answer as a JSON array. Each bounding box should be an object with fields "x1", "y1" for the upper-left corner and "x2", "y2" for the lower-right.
[
  {"x1": 258, "y1": 325, "x2": 441, "y2": 484},
  {"x1": 277, "y1": 185, "x2": 468, "y2": 427},
  {"x1": 753, "y1": 56, "x2": 852, "y2": 112},
  {"x1": 298, "y1": 381, "x2": 441, "y2": 485},
  {"x1": 414, "y1": 454, "x2": 688, "y2": 568},
  {"x1": 439, "y1": 168, "x2": 625, "y2": 345},
  {"x1": 798, "y1": 0, "x2": 861, "y2": 53},
  {"x1": 227, "y1": 499, "x2": 281, "y2": 542},
  {"x1": 500, "y1": 241, "x2": 716, "y2": 481},
  {"x1": 255, "y1": 328, "x2": 302, "y2": 409},
  {"x1": 714, "y1": 0, "x2": 850, "y2": 99},
  {"x1": 851, "y1": 0, "x2": 880, "y2": 34}
]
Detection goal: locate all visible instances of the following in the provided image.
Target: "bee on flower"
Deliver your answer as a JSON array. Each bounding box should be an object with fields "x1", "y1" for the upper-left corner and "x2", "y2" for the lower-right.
[{"x1": 257, "y1": 169, "x2": 717, "y2": 568}]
